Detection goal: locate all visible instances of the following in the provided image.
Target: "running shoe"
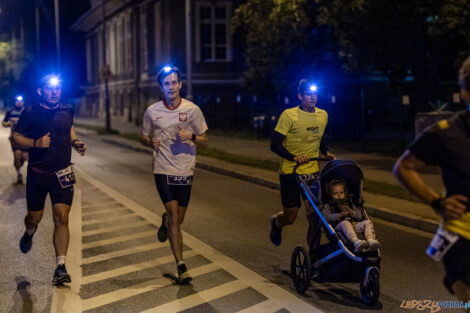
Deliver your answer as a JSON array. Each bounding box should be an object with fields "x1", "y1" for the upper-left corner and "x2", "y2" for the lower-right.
[
  {"x1": 52, "y1": 264, "x2": 72, "y2": 285},
  {"x1": 19, "y1": 227, "x2": 36, "y2": 254},
  {"x1": 177, "y1": 263, "x2": 192, "y2": 284},
  {"x1": 269, "y1": 215, "x2": 282, "y2": 246},
  {"x1": 16, "y1": 174, "x2": 23, "y2": 185},
  {"x1": 158, "y1": 213, "x2": 168, "y2": 242}
]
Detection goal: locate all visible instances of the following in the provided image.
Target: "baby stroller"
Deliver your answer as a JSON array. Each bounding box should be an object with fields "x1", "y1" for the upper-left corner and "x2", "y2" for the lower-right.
[{"x1": 290, "y1": 159, "x2": 381, "y2": 305}]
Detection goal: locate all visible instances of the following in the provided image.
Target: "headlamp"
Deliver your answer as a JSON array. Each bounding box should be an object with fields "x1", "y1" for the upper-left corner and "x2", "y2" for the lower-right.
[
  {"x1": 309, "y1": 85, "x2": 318, "y2": 92},
  {"x1": 16, "y1": 96, "x2": 23, "y2": 101},
  {"x1": 163, "y1": 66, "x2": 172, "y2": 73},
  {"x1": 48, "y1": 77, "x2": 60, "y2": 87}
]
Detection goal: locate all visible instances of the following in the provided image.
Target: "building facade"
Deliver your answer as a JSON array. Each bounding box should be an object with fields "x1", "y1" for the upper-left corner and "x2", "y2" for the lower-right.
[{"x1": 72, "y1": 0, "x2": 245, "y2": 127}]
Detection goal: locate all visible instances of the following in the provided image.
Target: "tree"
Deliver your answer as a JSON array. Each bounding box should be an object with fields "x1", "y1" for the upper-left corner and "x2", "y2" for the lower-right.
[{"x1": 232, "y1": 0, "x2": 339, "y2": 98}]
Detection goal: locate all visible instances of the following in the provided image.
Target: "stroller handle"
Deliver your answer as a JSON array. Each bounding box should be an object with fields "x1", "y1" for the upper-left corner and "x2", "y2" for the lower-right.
[{"x1": 293, "y1": 157, "x2": 331, "y2": 175}]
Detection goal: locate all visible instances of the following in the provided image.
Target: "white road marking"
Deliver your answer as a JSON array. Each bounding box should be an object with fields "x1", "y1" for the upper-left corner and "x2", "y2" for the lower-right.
[
  {"x1": 82, "y1": 220, "x2": 151, "y2": 236},
  {"x1": 81, "y1": 250, "x2": 200, "y2": 285},
  {"x1": 77, "y1": 167, "x2": 324, "y2": 313},
  {"x1": 236, "y1": 300, "x2": 284, "y2": 313},
  {"x1": 83, "y1": 263, "x2": 220, "y2": 311},
  {"x1": 82, "y1": 230, "x2": 157, "y2": 249},
  {"x1": 82, "y1": 242, "x2": 168, "y2": 264},
  {"x1": 81, "y1": 212, "x2": 137, "y2": 225}
]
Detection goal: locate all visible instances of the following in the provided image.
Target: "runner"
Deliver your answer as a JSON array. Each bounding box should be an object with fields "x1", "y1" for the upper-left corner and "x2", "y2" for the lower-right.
[
  {"x1": 2, "y1": 95, "x2": 28, "y2": 184},
  {"x1": 12, "y1": 75, "x2": 87, "y2": 286},
  {"x1": 393, "y1": 57, "x2": 470, "y2": 302},
  {"x1": 269, "y1": 79, "x2": 336, "y2": 248},
  {"x1": 140, "y1": 66, "x2": 208, "y2": 284}
]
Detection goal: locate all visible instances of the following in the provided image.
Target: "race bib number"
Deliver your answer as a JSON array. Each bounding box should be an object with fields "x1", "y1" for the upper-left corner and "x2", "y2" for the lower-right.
[
  {"x1": 426, "y1": 226, "x2": 459, "y2": 261},
  {"x1": 55, "y1": 166, "x2": 76, "y2": 189},
  {"x1": 167, "y1": 175, "x2": 193, "y2": 185}
]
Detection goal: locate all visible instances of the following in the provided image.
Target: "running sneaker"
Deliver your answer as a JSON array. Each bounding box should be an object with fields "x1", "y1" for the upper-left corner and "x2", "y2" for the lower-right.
[
  {"x1": 158, "y1": 213, "x2": 168, "y2": 242},
  {"x1": 269, "y1": 215, "x2": 282, "y2": 246},
  {"x1": 52, "y1": 264, "x2": 72, "y2": 285},
  {"x1": 177, "y1": 263, "x2": 192, "y2": 284},
  {"x1": 16, "y1": 174, "x2": 23, "y2": 185},
  {"x1": 19, "y1": 227, "x2": 36, "y2": 254}
]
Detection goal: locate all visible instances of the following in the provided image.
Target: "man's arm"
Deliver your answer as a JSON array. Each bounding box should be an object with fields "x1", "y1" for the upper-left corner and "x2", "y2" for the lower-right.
[
  {"x1": 270, "y1": 131, "x2": 295, "y2": 161},
  {"x1": 2, "y1": 111, "x2": 11, "y2": 127},
  {"x1": 393, "y1": 150, "x2": 467, "y2": 219},
  {"x1": 70, "y1": 126, "x2": 86, "y2": 156},
  {"x1": 12, "y1": 131, "x2": 35, "y2": 148}
]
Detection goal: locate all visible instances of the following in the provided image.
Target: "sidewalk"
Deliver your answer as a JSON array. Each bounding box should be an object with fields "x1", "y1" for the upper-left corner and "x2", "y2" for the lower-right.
[{"x1": 74, "y1": 116, "x2": 441, "y2": 233}]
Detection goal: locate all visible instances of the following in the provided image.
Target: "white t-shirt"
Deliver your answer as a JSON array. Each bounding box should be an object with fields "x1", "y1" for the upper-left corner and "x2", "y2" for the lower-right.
[{"x1": 142, "y1": 98, "x2": 208, "y2": 176}]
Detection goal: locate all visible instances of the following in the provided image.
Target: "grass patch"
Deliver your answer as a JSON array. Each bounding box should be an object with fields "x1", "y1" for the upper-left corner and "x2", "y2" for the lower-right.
[
  {"x1": 197, "y1": 147, "x2": 279, "y2": 171},
  {"x1": 75, "y1": 123, "x2": 120, "y2": 135},
  {"x1": 363, "y1": 179, "x2": 418, "y2": 202}
]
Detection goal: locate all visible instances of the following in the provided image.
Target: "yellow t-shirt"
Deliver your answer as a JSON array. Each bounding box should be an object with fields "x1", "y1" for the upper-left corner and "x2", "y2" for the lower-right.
[
  {"x1": 445, "y1": 212, "x2": 470, "y2": 240},
  {"x1": 274, "y1": 106, "x2": 328, "y2": 175}
]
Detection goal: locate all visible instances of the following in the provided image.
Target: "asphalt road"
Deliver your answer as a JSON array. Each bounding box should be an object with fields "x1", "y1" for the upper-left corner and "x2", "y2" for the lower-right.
[{"x1": 0, "y1": 125, "x2": 454, "y2": 313}]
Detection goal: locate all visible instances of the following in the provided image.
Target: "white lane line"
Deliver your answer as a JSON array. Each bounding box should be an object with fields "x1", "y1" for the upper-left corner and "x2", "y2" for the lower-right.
[
  {"x1": 81, "y1": 212, "x2": 137, "y2": 225},
  {"x1": 141, "y1": 280, "x2": 248, "y2": 313},
  {"x1": 82, "y1": 250, "x2": 200, "y2": 285},
  {"x1": 82, "y1": 205, "x2": 125, "y2": 216},
  {"x1": 50, "y1": 189, "x2": 83, "y2": 313},
  {"x1": 82, "y1": 230, "x2": 157, "y2": 249},
  {"x1": 82, "y1": 201, "x2": 120, "y2": 210},
  {"x1": 83, "y1": 263, "x2": 220, "y2": 311},
  {"x1": 236, "y1": 300, "x2": 283, "y2": 313},
  {"x1": 82, "y1": 220, "x2": 151, "y2": 236},
  {"x1": 82, "y1": 207, "x2": 131, "y2": 218},
  {"x1": 77, "y1": 167, "x2": 323, "y2": 313},
  {"x1": 82, "y1": 242, "x2": 169, "y2": 264}
]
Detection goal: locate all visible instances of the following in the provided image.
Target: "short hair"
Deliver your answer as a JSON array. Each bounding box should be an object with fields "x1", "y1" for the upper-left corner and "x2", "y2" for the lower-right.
[
  {"x1": 156, "y1": 67, "x2": 181, "y2": 87},
  {"x1": 459, "y1": 56, "x2": 470, "y2": 90},
  {"x1": 298, "y1": 79, "x2": 317, "y2": 95}
]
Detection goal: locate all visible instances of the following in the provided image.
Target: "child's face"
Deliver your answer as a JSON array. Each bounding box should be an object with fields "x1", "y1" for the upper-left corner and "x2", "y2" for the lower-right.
[{"x1": 331, "y1": 184, "x2": 346, "y2": 201}]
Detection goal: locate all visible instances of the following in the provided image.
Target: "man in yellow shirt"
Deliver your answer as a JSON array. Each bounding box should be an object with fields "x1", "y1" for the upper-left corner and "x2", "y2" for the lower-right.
[
  {"x1": 394, "y1": 57, "x2": 470, "y2": 302},
  {"x1": 269, "y1": 79, "x2": 335, "y2": 247}
]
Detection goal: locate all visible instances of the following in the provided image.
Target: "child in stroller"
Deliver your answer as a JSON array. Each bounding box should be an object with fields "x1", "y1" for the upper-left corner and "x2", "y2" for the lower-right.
[{"x1": 322, "y1": 179, "x2": 380, "y2": 253}]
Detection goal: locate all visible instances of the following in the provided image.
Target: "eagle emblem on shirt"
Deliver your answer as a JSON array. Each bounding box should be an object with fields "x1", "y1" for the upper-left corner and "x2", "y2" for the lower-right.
[{"x1": 179, "y1": 112, "x2": 188, "y2": 122}]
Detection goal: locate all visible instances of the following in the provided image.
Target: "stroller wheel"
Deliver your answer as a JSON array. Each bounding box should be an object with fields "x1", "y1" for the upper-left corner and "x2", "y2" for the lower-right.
[
  {"x1": 290, "y1": 246, "x2": 312, "y2": 293},
  {"x1": 360, "y1": 266, "x2": 380, "y2": 305}
]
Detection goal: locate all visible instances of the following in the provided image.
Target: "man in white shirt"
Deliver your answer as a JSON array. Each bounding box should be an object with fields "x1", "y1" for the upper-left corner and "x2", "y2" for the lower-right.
[{"x1": 141, "y1": 66, "x2": 208, "y2": 284}]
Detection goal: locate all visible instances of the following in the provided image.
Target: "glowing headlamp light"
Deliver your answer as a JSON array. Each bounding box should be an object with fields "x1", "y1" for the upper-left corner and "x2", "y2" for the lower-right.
[
  {"x1": 16, "y1": 96, "x2": 23, "y2": 101},
  {"x1": 309, "y1": 85, "x2": 318, "y2": 92},
  {"x1": 163, "y1": 66, "x2": 172, "y2": 73},
  {"x1": 48, "y1": 77, "x2": 60, "y2": 87}
]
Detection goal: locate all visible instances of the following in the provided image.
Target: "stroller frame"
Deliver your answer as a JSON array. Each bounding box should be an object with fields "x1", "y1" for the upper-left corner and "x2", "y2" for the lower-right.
[{"x1": 290, "y1": 159, "x2": 381, "y2": 305}]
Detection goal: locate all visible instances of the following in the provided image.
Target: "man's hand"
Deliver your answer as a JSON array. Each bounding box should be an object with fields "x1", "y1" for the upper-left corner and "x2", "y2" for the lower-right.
[
  {"x1": 36, "y1": 132, "x2": 51, "y2": 148},
  {"x1": 151, "y1": 137, "x2": 161, "y2": 151},
  {"x1": 72, "y1": 140, "x2": 87, "y2": 156},
  {"x1": 293, "y1": 155, "x2": 310, "y2": 164},
  {"x1": 435, "y1": 195, "x2": 468, "y2": 220},
  {"x1": 176, "y1": 127, "x2": 193, "y2": 142},
  {"x1": 326, "y1": 151, "x2": 336, "y2": 160},
  {"x1": 2, "y1": 121, "x2": 11, "y2": 128}
]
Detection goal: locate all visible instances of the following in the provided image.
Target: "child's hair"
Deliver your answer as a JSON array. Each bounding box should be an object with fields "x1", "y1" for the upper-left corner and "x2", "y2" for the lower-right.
[{"x1": 327, "y1": 179, "x2": 348, "y2": 197}]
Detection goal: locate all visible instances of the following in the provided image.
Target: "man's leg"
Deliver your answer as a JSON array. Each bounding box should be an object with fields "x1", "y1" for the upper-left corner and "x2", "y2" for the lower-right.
[
  {"x1": 51, "y1": 203, "x2": 72, "y2": 285},
  {"x1": 276, "y1": 206, "x2": 299, "y2": 228},
  {"x1": 52, "y1": 203, "x2": 71, "y2": 257},
  {"x1": 303, "y1": 199, "x2": 320, "y2": 252},
  {"x1": 164, "y1": 200, "x2": 183, "y2": 262},
  {"x1": 13, "y1": 150, "x2": 24, "y2": 183},
  {"x1": 452, "y1": 281, "x2": 470, "y2": 302}
]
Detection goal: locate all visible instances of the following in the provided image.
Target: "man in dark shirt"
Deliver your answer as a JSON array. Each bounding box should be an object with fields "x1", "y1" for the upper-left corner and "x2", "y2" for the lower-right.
[
  {"x1": 393, "y1": 58, "x2": 470, "y2": 302},
  {"x1": 13, "y1": 75, "x2": 87, "y2": 286},
  {"x1": 2, "y1": 95, "x2": 28, "y2": 184}
]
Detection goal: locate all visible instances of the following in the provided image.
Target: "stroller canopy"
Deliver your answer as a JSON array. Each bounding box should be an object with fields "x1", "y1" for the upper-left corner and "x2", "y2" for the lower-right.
[{"x1": 320, "y1": 160, "x2": 364, "y2": 207}]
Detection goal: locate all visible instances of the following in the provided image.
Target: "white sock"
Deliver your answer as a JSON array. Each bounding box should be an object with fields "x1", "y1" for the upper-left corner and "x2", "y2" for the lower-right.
[
  {"x1": 56, "y1": 256, "x2": 66, "y2": 266},
  {"x1": 16, "y1": 169, "x2": 21, "y2": 175},
  {"x1": 26, "y1": 228, "x2": 35, "y2": 235},
  {"x1": 177, "y1": 261, "x2": 185, "y2": 267}
]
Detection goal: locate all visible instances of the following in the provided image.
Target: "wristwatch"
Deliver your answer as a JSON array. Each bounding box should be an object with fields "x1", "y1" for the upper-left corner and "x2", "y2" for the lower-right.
[{"x1": 430, "y1": 197, "x2": 444, "y2": 213}]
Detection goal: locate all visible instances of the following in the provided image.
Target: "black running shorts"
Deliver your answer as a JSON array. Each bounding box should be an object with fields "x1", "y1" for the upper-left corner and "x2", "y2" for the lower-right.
[
  {"x1": 442, "y1": 236, "x2": 470, "y2": 294},
  {"x1": 279, "y1": 173, "x2": 319, "y2": 208},
  {"x1": 26, "y1": 167, "x2": 74, "y2": 212},
  {"x1": 154, "y1": 174, "x2": 193, "y2": 207}
]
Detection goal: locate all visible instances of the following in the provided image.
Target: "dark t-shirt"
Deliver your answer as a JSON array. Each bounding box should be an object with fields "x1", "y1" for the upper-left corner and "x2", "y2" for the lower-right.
[
  {"x1": 15, "y1": 102, "x2": 74, "y2": 173},
  {"x1": 408, "y1": 110, "x2": 470, "y2": 199}
]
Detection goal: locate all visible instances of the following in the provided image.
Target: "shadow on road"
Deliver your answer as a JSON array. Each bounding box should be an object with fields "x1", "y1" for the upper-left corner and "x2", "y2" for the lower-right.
[{"x1": 8, "y1": 277, "x2": 35, "y2": 313}]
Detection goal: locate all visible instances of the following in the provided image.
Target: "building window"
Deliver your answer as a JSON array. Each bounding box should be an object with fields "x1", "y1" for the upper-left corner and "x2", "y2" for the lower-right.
[{"x1": 196, "y1": 1, "x2": 232, "y2": 62}]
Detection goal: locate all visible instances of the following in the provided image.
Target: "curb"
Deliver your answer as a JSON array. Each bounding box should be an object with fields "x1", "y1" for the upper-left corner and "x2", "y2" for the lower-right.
[{"x1": 76, "y1": 128, "x2": 439, "y2": 234}]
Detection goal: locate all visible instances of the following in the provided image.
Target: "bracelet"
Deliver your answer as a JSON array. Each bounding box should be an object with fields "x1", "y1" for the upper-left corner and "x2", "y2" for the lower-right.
[
  {"x1": 191, "y1": 133, "x2": 196, "y2": 141},
  {"x1": 430, "y1": 197, "x2": 444, "y2": 213}
]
